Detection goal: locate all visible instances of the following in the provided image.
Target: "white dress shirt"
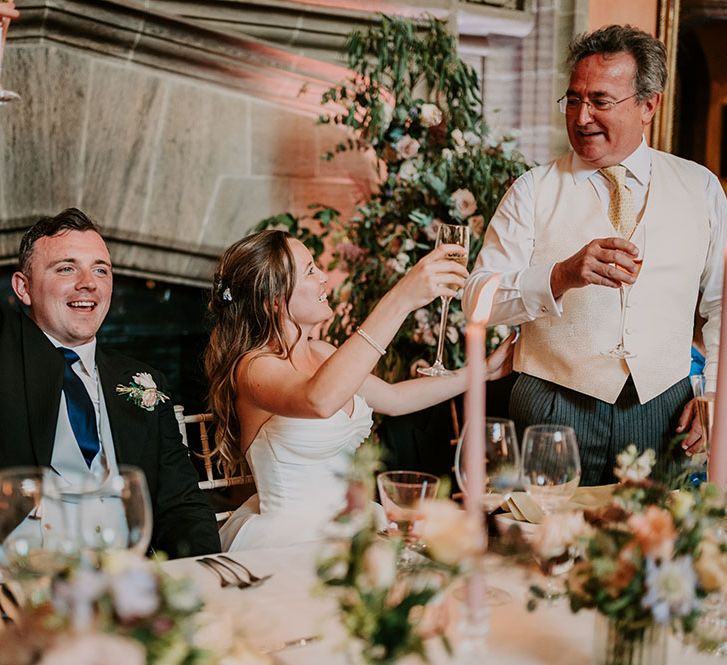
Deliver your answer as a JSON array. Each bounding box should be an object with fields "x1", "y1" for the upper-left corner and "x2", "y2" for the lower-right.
[{"x1": 464, "y1": 139, "x2": 727, "y2": 392}]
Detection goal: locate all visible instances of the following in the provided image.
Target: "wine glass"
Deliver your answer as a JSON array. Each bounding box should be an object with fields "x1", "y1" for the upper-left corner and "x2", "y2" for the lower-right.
[
  {"x1": 0, "y1": 467, "x2": 77, "y2": 606},
  {"x1": 0, "y1": 2, "x2": 19, "y2": 104},
  {"x1": 521, "y1": 424, "x2": 581, "y2": 600},
  {"x1": 606, "y1": 221, "x2": 646, "y2": 359},
  {"x1": 417, "y1": 223, "x2": 470, "y2": 377},
  {"x1": 377, "y1": 471, "x2": 440, "y2": 567},
  {"x1": 454, "y1": 417, "x2": 520, "y2": 605},
  {"x1": 521, "y1": 425, "x2": 581, "y2": 514},
  {"x1": 74, "y1": 466, "x2": 153, "y2": 562}
]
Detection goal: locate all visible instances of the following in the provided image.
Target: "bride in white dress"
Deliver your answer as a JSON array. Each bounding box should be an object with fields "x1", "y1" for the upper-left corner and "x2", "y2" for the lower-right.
[{"x1": 204, "y1": 230, "x2": 514, "y2": 550}]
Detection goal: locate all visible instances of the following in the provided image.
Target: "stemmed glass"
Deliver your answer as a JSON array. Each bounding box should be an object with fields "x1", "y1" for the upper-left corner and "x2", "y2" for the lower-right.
[
  {"x1": 377, "y1": 471, "x2": 440, "y2": 568},
  {"x1": 521, "y1": 425, "x2": 581, "y2": 514},
  {"x1": 521, "y1": 425, "x2": 581, "y2": 599},
  {"x1": 417, "y1": 223, "x2": 470, "y2": 377},
  {"x1": 689, "y1": 374, "x2": 712, "y2": 482},
  {"x1": 0, "y1": 467, "x2": 78, "y2": 607},
  {"x1": 454, "y1": 417, "x2": 520, "y2": 605},
  {"x1": 75, "y1": 465, "x2": 153, "y2": 560},
  {"x1": 606, "y1": 221, "x2": 646, "y2": 359},
  {"x1": 0, "y1": 2, "x2": 19, "y2": 104}
]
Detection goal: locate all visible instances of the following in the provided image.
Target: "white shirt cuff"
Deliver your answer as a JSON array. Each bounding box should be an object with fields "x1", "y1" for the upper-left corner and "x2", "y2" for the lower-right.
[{"x1": 519, "y1": 263, "x2": 563, "y2": 319}]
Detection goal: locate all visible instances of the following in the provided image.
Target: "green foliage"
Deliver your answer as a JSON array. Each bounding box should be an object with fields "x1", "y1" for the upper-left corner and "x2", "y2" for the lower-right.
[
  {"x1": 256, "y1": 14, "x2": 529, "y2": 382},
  {"x1": 317, "y1": 15, "x2": 529, "y2": 381}
]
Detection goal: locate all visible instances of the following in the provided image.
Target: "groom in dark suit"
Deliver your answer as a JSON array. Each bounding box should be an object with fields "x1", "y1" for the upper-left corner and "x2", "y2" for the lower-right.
[{"x1": 0, "y1": 208, "x2": 220, "y2": 558}]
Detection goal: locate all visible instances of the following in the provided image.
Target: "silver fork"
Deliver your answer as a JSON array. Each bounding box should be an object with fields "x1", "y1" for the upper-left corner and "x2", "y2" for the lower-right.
[
  {"x1": 216, "y1": 554, "x2": 273, "y2": 586},
  {"x1": 197, "y1": 558, "x2": 253, "y2": 589}
]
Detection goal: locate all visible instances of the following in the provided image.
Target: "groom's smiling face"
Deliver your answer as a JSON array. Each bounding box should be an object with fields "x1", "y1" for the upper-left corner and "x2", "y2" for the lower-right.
[{"x1": 12, "y1": 229, "x2": 113, "y2": 347}]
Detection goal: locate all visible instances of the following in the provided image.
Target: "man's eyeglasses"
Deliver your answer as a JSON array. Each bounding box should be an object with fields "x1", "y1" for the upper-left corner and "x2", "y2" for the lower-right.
[{"x1": 557, "y1": 93, "x2": 638, "y2": 114}]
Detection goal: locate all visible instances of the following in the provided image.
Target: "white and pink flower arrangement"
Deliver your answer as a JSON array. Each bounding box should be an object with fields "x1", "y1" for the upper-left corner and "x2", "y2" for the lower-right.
[
  {"x1": 527, "y1": 445, "x2": 727, "y2": 657},
  {"x1": 0, "y1": 552, "x2": 266, "y2": 665},
  {"x1": 317, "y1": 444, "x2": 477, "y2": 665}
]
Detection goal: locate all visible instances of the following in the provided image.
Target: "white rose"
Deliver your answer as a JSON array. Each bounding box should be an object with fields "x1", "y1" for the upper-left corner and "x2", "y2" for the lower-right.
[
  {"x1": 133, "y1": 372, "x2": 156, "y2": 389},
  {"x1": 451, "y1": 129, "x2": 465, "y2": 146},
  {"x1": 420, "y1": 499, "x2": 482, "y2": 566},
  {"x1": 450, "y1": 188, "x2": 477, "y2": 219},
  {"x1": 494, "y1": 324, "x2": 510, "y2": 339},
  {"x1": 398, "y1": 159, "x2": 419, "y2": 182},
  {"x1": 445, "y1": 326, "x2": 458, "y2": 344},
  {"x1": 420, "y1": 103, "x2": 443, "y2": 128},
  {"x1": 110, "y1": 566, "x2": 159, "y2": 621},
  {"x1": 463, "y1": 130, "x2": 481, "y2": 146},
  {"x1": 441, "y1": 148, "x2": 453, "y2": 161},
  {"x1": 394, "y1": 135, "x2": 420, "y2": 160},
  {"x1": 380, "y1": 101, "x2": 394, "y2": 130},
  {"x1": 402, "y1": 238, "x2": 416, "y2": 252},
  {"x1": 358, "y1": 540, "x2": 397, "y2": 590}
]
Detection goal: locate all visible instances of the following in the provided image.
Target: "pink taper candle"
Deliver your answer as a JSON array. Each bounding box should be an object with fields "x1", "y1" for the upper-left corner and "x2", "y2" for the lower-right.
[
  {"x1": 709, "y1": 250, "x2": 727, "y2": 486},
  {"x1": 464, "y1": 276, "x2": 501, "y2": 614}
]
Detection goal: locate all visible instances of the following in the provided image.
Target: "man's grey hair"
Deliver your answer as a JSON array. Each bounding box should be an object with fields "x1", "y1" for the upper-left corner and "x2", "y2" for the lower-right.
[{"x1": 568, "y1": 25, "x2": 667, "y2": 101}]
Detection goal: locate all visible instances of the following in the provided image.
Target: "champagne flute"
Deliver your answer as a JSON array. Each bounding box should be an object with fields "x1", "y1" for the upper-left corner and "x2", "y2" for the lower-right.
[
  {"x1": 377, "y1": 470, "x2": 439, "y2": 568},
  {"x1": 0, "y1": 467, "x2": 77, "y2": 606},
  {"x1": 454, "y1": 417, "x2": 520, "y2": 605},
  {"x1": 0, "y1": 1, "x2": 19, "y2": 104},
  {"x1": 417, "y1": 223, "x2": 470, "y2": 377},
  {"x1": 606, "y1": 222, "x2": 646, "y2": 359},
  {"x1": 689, "y1": 374, "x2": 712, "y2": 480}
]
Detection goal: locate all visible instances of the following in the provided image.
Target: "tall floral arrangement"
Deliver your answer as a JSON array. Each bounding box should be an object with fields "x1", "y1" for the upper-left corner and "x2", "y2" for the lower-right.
[{"x1": 256, "y1": 15, "x2": 528, "y2": 381}]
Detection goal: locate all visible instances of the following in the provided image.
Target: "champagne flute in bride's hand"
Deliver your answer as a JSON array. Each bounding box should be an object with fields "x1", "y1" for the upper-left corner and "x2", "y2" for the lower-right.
[
  {"x1": 605, "y1": 222, "x2": 646, "y2": 359},
  {"x1": 0, "y1": 1, "x2": 19, "y2": 104},
  {"x1": 417, "y1": 223, "x2": 470, "y2": 377}
]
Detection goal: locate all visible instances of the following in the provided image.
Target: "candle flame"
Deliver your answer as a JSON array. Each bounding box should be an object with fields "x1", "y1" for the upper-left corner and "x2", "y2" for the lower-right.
[{"x1": 471, "y1": 274, "x2": 501, "y2": 324}]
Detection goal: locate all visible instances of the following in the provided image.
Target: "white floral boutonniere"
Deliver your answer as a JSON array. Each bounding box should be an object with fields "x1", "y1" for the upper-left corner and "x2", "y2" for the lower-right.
[{"x1": 116, "y1": 372, "x2": 170, "y2": 411}]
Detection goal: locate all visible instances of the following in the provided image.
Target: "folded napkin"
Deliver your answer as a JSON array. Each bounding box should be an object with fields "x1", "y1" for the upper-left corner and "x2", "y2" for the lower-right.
[{"x1": 503, "y1": 484, "x2": 618, "y2": 524}]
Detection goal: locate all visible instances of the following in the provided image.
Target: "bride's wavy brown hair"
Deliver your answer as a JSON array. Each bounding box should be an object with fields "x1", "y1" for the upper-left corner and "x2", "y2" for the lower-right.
[{"x1": 204, "y1": 229, "x2": 299, "y2": 475}]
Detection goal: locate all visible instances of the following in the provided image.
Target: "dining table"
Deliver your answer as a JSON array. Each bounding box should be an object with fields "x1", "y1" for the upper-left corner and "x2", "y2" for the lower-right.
[{"x1": 163, "y1": 541, "x2": 719, "y2": 665}]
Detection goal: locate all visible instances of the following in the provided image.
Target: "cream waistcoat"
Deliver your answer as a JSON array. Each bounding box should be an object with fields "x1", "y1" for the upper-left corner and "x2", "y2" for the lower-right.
[{"x1": 515, "y1": 150, "x2": 710, "y2": 404}]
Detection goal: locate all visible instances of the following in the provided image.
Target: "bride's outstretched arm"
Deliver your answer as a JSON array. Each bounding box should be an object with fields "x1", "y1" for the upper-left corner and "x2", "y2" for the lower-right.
[
  {"x1": 359, "y1": 332, "x2": 516, "y2": 416},
  {"x1": 241, "y1": 245, "x2": 469, "y2": 419}
]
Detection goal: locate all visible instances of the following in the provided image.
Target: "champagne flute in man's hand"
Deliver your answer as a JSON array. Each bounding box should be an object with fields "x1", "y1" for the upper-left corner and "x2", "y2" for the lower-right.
[
  {"x1": 605, "y1": 222, "x2": 646, "y2": 359},
  {"x1": 417, "y1": 222, "x2": 470, "y2": 377}
]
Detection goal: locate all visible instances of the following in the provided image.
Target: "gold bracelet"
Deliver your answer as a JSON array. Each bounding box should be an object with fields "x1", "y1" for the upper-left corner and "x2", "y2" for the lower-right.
[{"x1": 356, "y1": 327, "x2": 386, "y2": 356}]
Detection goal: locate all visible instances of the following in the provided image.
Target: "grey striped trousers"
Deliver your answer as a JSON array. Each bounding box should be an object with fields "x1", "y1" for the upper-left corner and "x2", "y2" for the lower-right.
[{"x1": 510, "y1": 374, "x2": 692, "y2": 486}]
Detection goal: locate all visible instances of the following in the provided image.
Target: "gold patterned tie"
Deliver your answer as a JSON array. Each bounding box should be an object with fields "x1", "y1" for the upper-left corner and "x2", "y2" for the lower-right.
[{"x1": 600, "y1": 165, "x2": 637, "y2": 240}]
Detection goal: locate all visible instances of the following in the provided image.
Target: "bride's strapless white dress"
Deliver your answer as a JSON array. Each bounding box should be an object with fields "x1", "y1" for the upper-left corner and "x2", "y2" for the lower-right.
[{"x1": 220, "y1": 394, "x2": 376, "y2": 551}]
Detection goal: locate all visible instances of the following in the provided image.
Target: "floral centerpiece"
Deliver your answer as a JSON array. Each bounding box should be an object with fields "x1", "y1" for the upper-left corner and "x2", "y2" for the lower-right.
[
  {"x1": 0, "y1": 552, "x2": 266, "y2": 665},
  {"x1": 317, "y1": 444, "x2": 480, "y2": 665},
  {"x1": 255, "y1": 15, "x2": 528, "y2": 382},
  {"x1": 526, "y1": 445, "x2": 727, "y2": 665}
]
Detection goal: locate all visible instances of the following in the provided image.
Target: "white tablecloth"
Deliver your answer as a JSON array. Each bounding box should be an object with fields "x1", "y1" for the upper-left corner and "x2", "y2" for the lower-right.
[{"x1": 163, "y1": 544, "x2": 719, "y2": 665}]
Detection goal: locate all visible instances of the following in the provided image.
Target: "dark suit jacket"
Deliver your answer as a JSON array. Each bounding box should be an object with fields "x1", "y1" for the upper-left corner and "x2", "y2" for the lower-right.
[{"x1": 0, "y1": 302, "x2": 220, "y2": 558}]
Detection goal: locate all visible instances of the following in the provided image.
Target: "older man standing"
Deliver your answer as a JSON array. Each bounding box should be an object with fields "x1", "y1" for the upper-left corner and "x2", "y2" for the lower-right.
[
  {"x1": 464, "y1": 25, "x2": 727, "y2": 485},
  {"x1": 0, "y1": 208, "x2": 220, "y2": 557}
]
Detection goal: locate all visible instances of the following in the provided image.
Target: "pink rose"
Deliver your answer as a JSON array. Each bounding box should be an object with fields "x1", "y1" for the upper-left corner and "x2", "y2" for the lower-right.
[
  {"x1": 628, "y1": 506, "x2": 676, "y2": 561},
  {"x1": 450, "y1": 188, "x2": 477, "y2": 219},
  {"x1": 394, "y1": 135, "x2": 420, "y2": 160},
  {"x1": 141, "y1": 389, "x2": 158, "y2": 409}
]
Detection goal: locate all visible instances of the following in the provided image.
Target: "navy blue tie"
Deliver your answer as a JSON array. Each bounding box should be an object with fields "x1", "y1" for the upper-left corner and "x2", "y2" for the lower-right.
[{"x1": 59, "y1": 347, "x2": 100, "y2": 467}]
